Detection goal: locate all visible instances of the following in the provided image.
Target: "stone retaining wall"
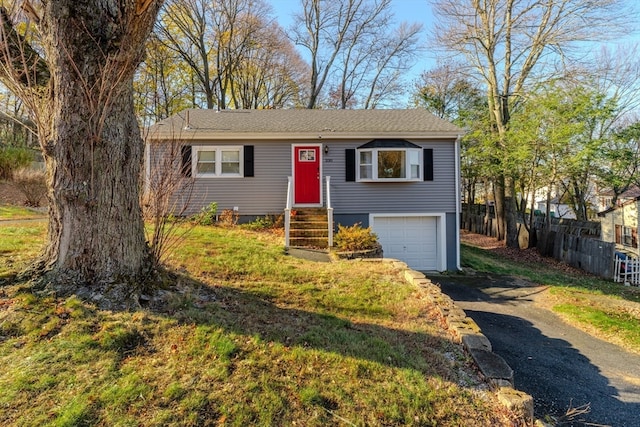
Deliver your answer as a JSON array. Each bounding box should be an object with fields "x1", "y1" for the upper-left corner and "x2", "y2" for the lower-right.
[{"x1": 394, "y1": 261, "x2": 535, "y2": 425}]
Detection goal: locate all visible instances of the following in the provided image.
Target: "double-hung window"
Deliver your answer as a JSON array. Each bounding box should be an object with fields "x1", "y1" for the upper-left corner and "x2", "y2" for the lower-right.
[
  {"x1": 193, "y1": 146, "x2": 243, "y2": 177},
  {"x1": 356, "y1": 140, "x2": 423, "y2": 182},
  {"x1": 359, "y1": 151, "x2": 373, "y2": 179},
  {"x1": 196, "y1": 150, "x2": 216, "y2": 174},
  {"x1": 221, "y1": 149, "x2": 241, "y2": 174},
  {"x1": 615, "y1": 224, "x2": 638, "y2": 248},
  {"x1": 623, "y1": 226, "x2": 637, "y2": 248}
]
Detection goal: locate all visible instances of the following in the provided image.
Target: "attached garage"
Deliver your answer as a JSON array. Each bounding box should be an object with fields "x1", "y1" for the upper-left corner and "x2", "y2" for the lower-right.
[
  {"x1": 370, "y1": 214, "x2": 446, "y2": 271},
  {"x1": 148, "y1": 109, "x2": 461, "y2": 271}
]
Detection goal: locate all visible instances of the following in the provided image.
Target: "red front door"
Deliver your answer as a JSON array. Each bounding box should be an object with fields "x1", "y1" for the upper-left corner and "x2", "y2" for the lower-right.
[{"x1": 293, "y1": 146, "x2": 321, "y2": 205}]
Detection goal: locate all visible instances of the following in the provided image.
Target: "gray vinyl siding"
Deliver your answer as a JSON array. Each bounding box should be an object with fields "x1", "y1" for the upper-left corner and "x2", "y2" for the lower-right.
[
  {"x1": 190, "y1": 142, "x2": 291, "y2": 215},
  {"x1": 324, "y1": 139, "x2": 457, "y2": 214},
  {"x1": 149, "y1": 138, "x2": 458, "y2": 216},
  {"x1": 149, "y1": 140, "x2": 292, "y2": 216}
]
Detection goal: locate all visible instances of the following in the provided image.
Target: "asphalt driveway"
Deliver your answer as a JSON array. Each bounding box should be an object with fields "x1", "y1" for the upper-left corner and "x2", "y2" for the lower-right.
[{"x1": 427, "y1": 273, "x2": 640, "y2": 427}]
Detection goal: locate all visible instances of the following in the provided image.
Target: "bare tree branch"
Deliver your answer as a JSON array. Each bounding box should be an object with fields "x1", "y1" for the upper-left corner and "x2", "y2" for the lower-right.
[
  {"x1": 430, "y1": 0, "x2": 638, "y2": 246},
  {"x1": 0, "y1": 6, "x2": 49, "y2": 90}
]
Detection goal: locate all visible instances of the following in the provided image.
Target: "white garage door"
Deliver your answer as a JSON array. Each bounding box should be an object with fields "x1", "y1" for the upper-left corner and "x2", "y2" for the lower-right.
[{"x1": 372, "y1": 216, "x2": 438, "y2": 270}]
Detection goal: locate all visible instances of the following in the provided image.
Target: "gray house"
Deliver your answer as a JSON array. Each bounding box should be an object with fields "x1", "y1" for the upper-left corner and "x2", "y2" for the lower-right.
[{"x1": 145, "y1": 109, "x2": 462, "y2": 271}]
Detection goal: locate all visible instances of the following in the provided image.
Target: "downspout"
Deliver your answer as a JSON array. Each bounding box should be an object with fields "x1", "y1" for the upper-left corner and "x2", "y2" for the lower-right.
[
  {"x1": 326, "y1": 176, "x2": 333, "y2": 247},
  {"x1": 455, "y1": 135, "x2": 462, "y2": 270},
  {"x1": 143, "y1": 138, "x2": 151, "y2": 195}
]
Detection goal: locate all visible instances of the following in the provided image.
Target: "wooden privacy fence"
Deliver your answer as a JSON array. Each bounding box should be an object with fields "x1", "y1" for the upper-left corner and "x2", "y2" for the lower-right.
[
  {"x1": 613, "y1": 254, "x2": 640, "y2": 286},
  {"x1": 535, "y1": 219, "x2": 613, "y2": 279},
  {"x1": 462, "y1": 205, "x2": 615, "y2": 279},
  {"x1": 536, "y1": 231, "x2": 614, "y2": 278},
  {"x1": 533, "y1": 216, "x2": 601, "y2": 237},
  {"x1": 461, "y1": 203, "x2": 498, "y2": 237}
]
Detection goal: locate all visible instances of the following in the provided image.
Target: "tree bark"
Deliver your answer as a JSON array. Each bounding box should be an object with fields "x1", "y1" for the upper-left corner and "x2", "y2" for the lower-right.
[
  {"x1": 504, "y1": 176, "x2": 520, "y2": 248},
  {"x1": 1, "y1": 1, "x2": 165, "y2": 309},
  {"x1": 41, "y1": 84, "x2": 149, "y2": 291},
  {"x1": 493, "y1": 176, "x2": 506, "y2": 241}
]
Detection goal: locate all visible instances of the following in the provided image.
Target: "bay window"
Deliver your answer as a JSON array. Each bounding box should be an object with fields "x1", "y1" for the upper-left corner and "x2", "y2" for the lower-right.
[{"x1": 357, "y1": 148, "x2": 422, "y2": 181}]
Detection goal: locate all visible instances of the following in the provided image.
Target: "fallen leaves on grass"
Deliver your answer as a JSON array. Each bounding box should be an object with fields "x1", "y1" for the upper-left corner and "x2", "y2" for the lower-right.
[{"x1": 461, "y1": 230, "x2": 592, "y2": 277}]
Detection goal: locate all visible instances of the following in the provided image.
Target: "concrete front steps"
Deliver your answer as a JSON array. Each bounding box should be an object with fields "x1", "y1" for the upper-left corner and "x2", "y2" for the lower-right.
[{"x1": 289, "y1": 208, "x2": 330, "y2": 248}]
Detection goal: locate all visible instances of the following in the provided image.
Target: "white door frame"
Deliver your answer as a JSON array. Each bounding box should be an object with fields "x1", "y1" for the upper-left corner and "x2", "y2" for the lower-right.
[{"x1": 291, "y1": 143, "x2": 323, "y2": 207}]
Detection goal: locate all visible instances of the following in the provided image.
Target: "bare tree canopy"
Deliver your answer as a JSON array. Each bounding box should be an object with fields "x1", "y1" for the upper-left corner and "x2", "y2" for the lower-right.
[
  {"x1": 430, "y1": 0, "x2": 637, "y2": 246},
  {"x1": 154, "y1": 0, "x2": 307, "y2": 111},
  {"x1": 413, "y1": 61, "x2": 484, "y2": 121},
  {"x1": 134, "y1": 32, "x2": 194, "y2": 126},
  {"x1": 291, "y1": 0, "x2": 423, "y2": 109},
  {"x1": 0, "y1": 0, "x2": 163, "y2": 309}
]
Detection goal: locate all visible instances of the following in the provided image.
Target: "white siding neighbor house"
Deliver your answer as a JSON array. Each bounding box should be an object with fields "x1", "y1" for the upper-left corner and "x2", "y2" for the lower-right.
[
  {"x1": 536, "y1": 197, "x2": 576, "y2": 219},
  {"x1": 598, "y1": 197, "x2": 640, "y2": 258}
]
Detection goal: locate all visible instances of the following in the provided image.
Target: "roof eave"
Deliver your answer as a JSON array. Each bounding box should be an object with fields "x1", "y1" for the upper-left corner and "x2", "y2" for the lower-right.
[{"x1": 146, "y1": 131, "x2": 463, "y2": 142}]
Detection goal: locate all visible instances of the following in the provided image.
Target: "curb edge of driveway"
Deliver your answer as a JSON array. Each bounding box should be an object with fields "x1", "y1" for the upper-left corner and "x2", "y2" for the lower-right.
[{"x1": 393, "y1": 262, "x2": 536, "y2": 425}]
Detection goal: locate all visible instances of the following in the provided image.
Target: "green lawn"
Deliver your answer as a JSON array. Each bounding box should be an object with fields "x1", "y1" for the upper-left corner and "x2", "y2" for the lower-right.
[
  {"x1": 0, "y1": 205, "x2": 46, "y2": 221},
  {"x1": 0, "y1": 221, "x2": 46, "y2": 279},
  {"x1": 0, "y1": 223, "x2": 516, "y2": 426},
  {"x1": 462, "y1": 243, "x2": 640, "y2": 354}
]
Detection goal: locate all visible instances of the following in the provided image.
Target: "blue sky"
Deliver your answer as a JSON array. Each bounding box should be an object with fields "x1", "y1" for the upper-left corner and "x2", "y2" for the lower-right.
[
  {"x1": 268, "y1": 0, "x2": 434, "y2": 30},
  {"x1": 267, "y1": 0, "x2": 640, "y2": 105},
  {"x1": 268, "y1": 0, "x2": 436, "y2": 92}
]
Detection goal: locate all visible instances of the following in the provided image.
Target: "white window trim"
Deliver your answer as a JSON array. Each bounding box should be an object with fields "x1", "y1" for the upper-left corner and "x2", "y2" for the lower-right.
[
  {"x1": 356, "y1": 148, "x2": 422, "y2": 182},
  {"x1": 623, "y1": 226, "x2": 634, "y2": 247},
  {"x1": 192, "y1": 145, "x2": 243, "y2": 178}
]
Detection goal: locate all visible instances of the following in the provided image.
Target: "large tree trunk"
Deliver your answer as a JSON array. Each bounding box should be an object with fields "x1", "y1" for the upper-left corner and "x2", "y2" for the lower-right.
[
  {"x1": 493, "y1": 176, "x2": 506, "y2": 241},
  {"x1": 505, "y1": 177, "x2": 520, "y2": 248},
  {"x1": 41, "y1": 84, "x2": 149, "y2": 291},
  {"x1": 15, "y1": 1, "x2": 164, "y2": 309}
]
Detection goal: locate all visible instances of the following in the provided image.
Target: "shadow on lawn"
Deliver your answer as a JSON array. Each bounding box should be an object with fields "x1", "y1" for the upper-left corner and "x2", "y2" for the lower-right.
[{"x1": 153, "y1": 276, "x2": 463, "y2": 381}]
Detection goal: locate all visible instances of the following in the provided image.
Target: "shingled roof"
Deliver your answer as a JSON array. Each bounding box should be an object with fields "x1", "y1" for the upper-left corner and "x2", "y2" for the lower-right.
[{"x1": 146, "y1": 109, "x2": 462, "y2": 141}]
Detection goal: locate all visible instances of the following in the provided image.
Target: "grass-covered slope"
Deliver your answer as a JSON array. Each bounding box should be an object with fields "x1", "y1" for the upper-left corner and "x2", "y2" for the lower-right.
[{"x1": 0, "y1": 223, "x2": 515, "y2": 426}]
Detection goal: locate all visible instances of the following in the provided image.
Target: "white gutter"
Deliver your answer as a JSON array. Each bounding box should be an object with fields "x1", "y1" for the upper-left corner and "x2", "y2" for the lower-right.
[
  {"x1": 147, "y1": 131, "x2": 463, "y2": 142},
  {"x1": 455, "y1": 135, "x2": 462, "y2": 270}
]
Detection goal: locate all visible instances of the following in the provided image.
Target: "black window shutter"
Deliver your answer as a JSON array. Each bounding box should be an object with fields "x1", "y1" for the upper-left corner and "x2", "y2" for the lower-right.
[
  {"x1": 345, "y1": 149, "x2": 356, "y2": 182},
  {"x1": 181, "y1": 145, "x2": 192, "y2": 177},
  {"x1": 423, "y1": 148, "x2": 433, "y2": 181},
  {"x1": 244, "y1": 145, "x2": 254, "y2": 177}
]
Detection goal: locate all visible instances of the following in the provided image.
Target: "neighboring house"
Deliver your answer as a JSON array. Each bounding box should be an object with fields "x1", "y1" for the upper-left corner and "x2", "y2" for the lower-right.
[
  {"x1": 598, "y1": 196, "x2": 640, "y2": 258},
  {"x1": 596, "y1": 189, "x2": 614, "y2": 213},
  {"x1": 595, "y1": 186, "x2": 640, "y2": 213},
  {"x1": 535, "y1": 197, "x2": 576, "y2": 219},
  {"x1": 145, "y1": 109, "x2": 463, "y2": 271}
]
